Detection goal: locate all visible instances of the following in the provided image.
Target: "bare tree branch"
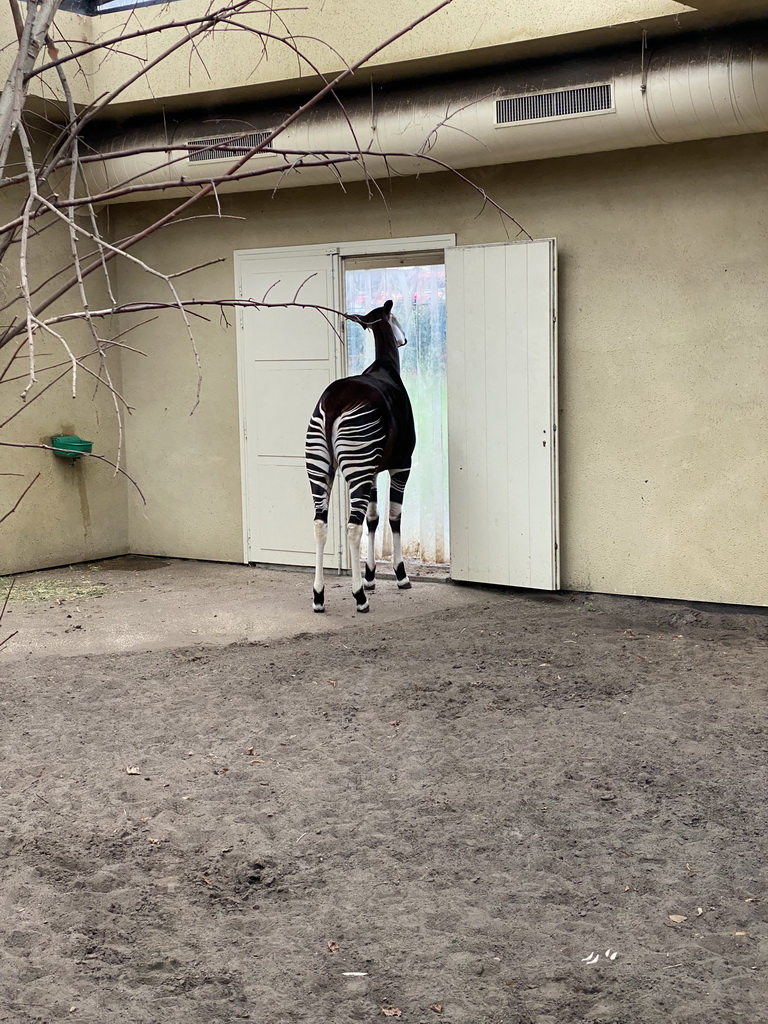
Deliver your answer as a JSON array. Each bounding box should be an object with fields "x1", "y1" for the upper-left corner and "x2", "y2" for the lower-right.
[
  {"x1": 0, "y1": 0, "x2": 62, "y2": 175},
  {"x1": 43, "y1": 296, "x2": 387, "y2": 326},
  {"x1": 0, "y1": 442, "x2": 146, "y2": 503},
  {"x1": 0, "y1": 0, "x2": 530, "y2": 551},
  {"x1": 0, "y1": 0, "x2": 459, "y2": 360}
]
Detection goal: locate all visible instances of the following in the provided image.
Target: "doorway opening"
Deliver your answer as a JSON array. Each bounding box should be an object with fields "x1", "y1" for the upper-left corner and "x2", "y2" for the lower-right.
[{"x1": 343, "y1": 256, "x2": 449, "y2": 576}]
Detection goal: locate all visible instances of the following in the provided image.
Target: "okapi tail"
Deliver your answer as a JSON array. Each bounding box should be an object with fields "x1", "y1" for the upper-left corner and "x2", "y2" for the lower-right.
[{"x1": 305, "y1": 399, "x2": 334, "y2": 522}]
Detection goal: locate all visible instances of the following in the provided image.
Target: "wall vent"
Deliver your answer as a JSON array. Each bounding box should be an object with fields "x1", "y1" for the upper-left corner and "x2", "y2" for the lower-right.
[
  {"x1": 187, "y1": 131, "x2": 273, "y2": 162},
  {"x1": 496, "y1": 84, "x2": 613, "y2": 125}
]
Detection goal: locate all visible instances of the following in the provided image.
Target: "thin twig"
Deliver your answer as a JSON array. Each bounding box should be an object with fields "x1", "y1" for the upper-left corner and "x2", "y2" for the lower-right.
[
  {"x1": 27, "y1": 1, "x2": 296, "y2": 80},
  {"x1": 0, "y1": 471, "x2": 40, "y2": 525},
  {"x1": 167, "y1": 257, "x2": 227, "y2": 280},
  {"x1": 0, "y1": 631, "x2": 19, "y2": 651},
  {"x1": 34, "y1": 193, "x2": 205, "y2": 412},
  {"x1": 0, "y1": 576, "x2": 16, "y2": 618}
]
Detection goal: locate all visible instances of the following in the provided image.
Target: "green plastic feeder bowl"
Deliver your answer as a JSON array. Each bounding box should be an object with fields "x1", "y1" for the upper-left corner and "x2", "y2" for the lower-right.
[{"x1": 50, "y1": 435, "x2": 93, "y2": 459}]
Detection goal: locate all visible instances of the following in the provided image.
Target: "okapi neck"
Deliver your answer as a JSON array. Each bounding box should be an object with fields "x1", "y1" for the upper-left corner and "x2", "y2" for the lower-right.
[{"x1": 371, "y1": 329, "x2": 401, "y2": 375}]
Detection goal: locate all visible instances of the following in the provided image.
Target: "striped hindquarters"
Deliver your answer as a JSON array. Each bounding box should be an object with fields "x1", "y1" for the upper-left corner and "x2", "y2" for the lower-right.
[{"x1": 333, "y1": 404, "x2": 386, "y2": 525}]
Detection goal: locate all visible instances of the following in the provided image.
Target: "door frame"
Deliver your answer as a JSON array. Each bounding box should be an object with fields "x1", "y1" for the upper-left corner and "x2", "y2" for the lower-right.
[{"x1": 234, "y1": 235, "x2": 456, "y2": 564}]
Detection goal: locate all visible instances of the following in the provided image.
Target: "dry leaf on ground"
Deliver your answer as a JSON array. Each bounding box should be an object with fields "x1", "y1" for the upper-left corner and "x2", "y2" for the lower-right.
[
  {"x1": 327, "y1": 940, "x2": 340, "y2": 953},
  {"x1": 669, "y1": 914, "x2": 687, "y2": 924},
  {"x1": 381, "y1": 1009, "x2": 402, "y2": 1018}
]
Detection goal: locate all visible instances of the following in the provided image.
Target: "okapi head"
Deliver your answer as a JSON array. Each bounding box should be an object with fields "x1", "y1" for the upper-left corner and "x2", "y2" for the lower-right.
[{"x1": 350, "y1": 299, "x2": 407, "y2": 348}]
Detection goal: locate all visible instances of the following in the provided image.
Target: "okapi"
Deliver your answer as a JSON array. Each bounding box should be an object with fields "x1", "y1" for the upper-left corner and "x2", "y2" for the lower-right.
[{"x1": 305, "y1": 299, "x2": 416, "y2": 613}]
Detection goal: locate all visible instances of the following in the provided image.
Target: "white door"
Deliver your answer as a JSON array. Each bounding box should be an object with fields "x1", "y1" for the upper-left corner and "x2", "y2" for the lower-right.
[
  {"x1": 235, "y1": 246, "x2": 342, "y2": 566},
  {"x1": 446, "y1": 239, "x2": 558, "y2": 589}
]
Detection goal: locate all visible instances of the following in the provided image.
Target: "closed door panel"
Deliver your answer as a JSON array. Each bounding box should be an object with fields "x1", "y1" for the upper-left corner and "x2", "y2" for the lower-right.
[
  {"x1": 240, "y1": 255, "x2": 336, "y2": 362},
  {"x1": 252, "y1": 367, "x2": 332, "y2": 457},
  {"x1": 255, "y1": 463, "x2": 337, "y2": 556},
  {"x1": 236, "y1": 247, "x2": 342, "y2": 566}
]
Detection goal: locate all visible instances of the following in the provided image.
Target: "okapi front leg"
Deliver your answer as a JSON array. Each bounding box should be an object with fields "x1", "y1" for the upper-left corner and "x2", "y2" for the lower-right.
[
  {"x1": 388, "y1": 467, "x2": 411, "y2": 590},
  {"x1": 364, "y1": 483, "x2": 379, "y2": 591}
]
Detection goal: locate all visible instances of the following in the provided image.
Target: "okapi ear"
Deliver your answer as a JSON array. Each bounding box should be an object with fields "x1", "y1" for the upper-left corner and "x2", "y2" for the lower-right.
[{"x1": 383, "y1": 299, "x2": 393, "y2": 316}]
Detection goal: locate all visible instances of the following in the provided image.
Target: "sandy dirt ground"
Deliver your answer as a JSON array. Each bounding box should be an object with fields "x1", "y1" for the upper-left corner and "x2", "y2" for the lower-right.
[{"x1": 1, "y1": 558, "x2": 768, "y2": 1024}]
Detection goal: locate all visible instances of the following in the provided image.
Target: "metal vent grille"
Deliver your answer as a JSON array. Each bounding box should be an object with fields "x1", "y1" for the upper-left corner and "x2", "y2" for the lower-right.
[
  {"x1": 496, "y1": 84, "x2": 612, "y2": 125},
  {"x1": 187, "y1": 131, "x2": 273, "y2": 163}
]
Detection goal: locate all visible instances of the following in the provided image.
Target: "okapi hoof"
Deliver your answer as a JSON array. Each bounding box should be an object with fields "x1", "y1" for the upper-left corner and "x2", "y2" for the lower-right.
[
  {"x1": 312, "y1": 588, "x2": 325, "y2": 613},
  {"x1": 394, "y1": 562, "x2": 411, "y2": 589},
  {"x1": 364, "y1": 565, "x2": 376, "y2": 591},
  {"x1": 352, "y1": 587, "x2": 370, "y2": 613}
]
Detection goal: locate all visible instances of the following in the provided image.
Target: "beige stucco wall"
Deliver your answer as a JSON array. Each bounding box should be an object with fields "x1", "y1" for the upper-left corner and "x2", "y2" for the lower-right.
[
  {"x1": 0, "y1": 182, "x2": 128, "y2": 575},
  {"x1": 86, "y1": 0, "x2": 693, "y2": 107},
  {"x1": 113, "y1": 131, "x2": 768, "y2": 605},
  {"x1": 4, "y1": 0, "x2": 698, "y2": 116}
]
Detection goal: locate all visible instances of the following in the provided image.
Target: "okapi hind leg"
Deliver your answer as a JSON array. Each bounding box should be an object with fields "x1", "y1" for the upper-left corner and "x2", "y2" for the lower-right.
[
  {"x1": 335, "y1": 406, "x2": 384, "y2": 613},
  {"x1": 342, "y1": 470, "x2": 375, "y2": 613},
  {"x1": 306, "y1": 402, "x2": 333, "y2": 612},
  {"x1": 364, "y1": 483, "x2": 379, "y2": 591},
  {"x1": 388, "y1": 467, "x2": 412, "y2": 590},
  {"x1": 347, "y1": 522, "x2": 369, "y2": 612},
  {"x1": 312, "y1": 517, "x2": 328, "y2": 612}
]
